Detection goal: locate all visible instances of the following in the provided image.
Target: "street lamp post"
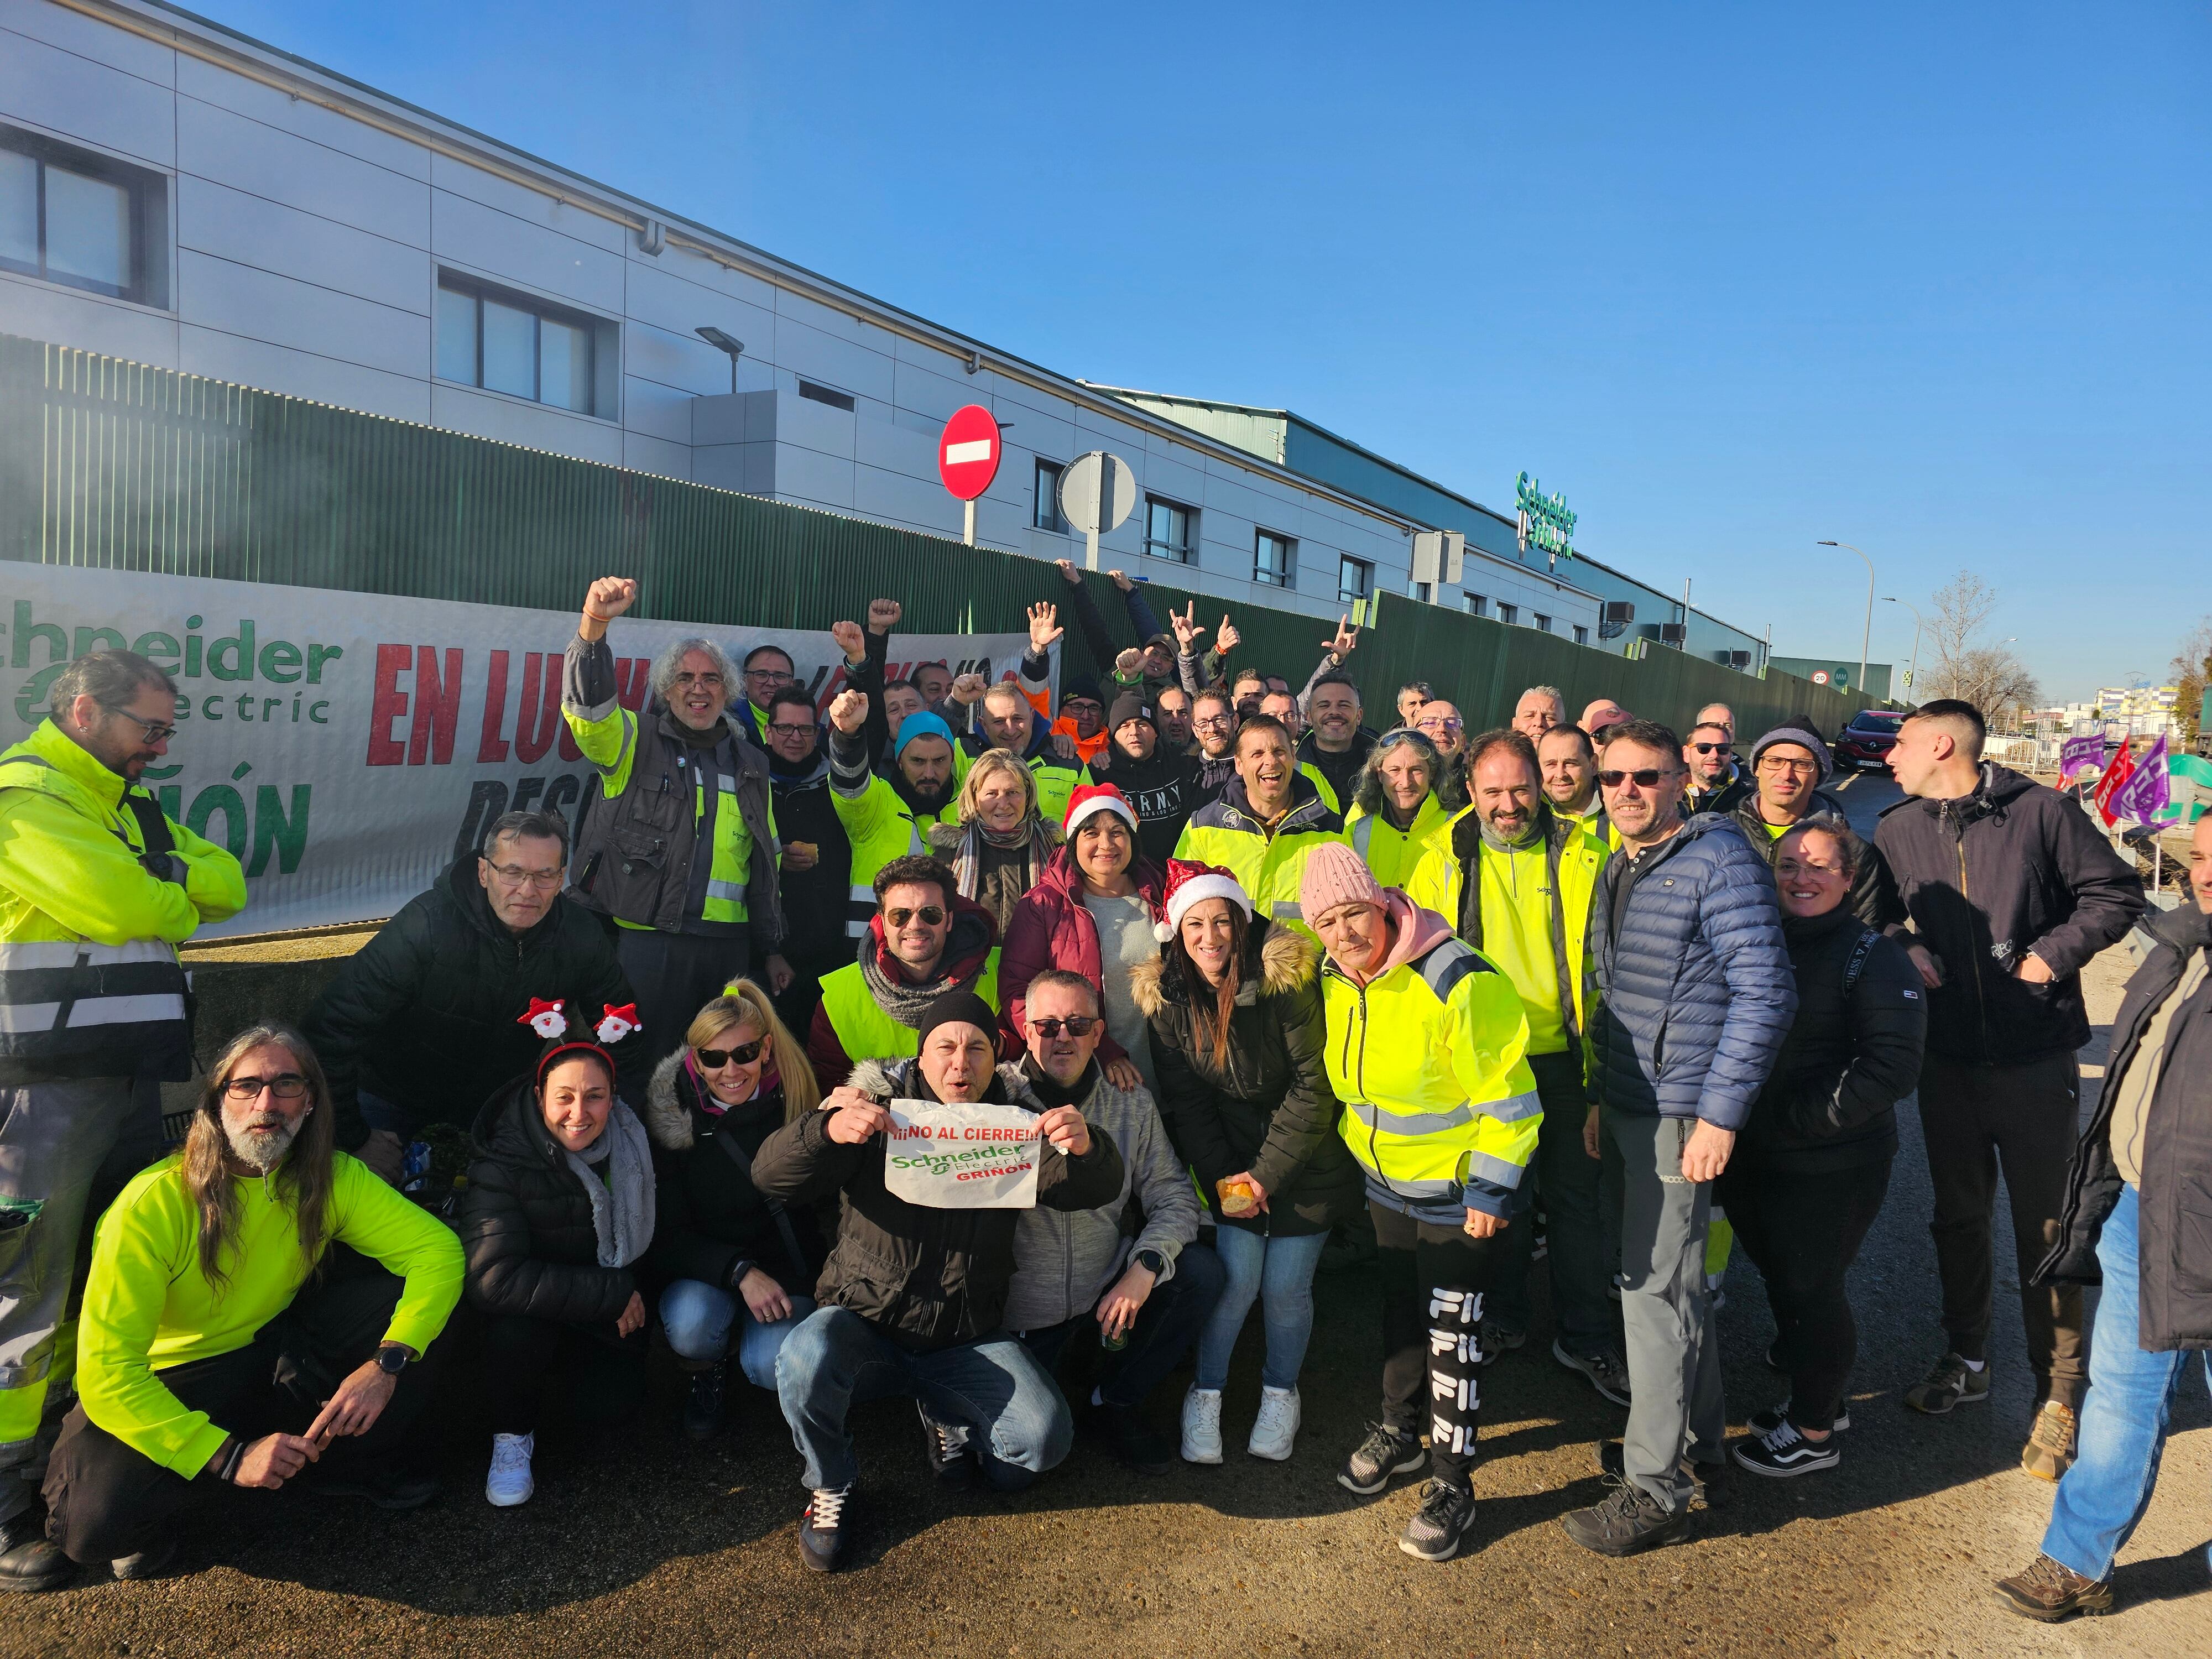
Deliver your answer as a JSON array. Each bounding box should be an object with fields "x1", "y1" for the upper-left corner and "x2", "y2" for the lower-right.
[
  {"x1": 1882, "y1": 596, "x2": 1924, "y2": 704},
  {"x1": 1818, "y1": 541, "x2": 1875, "y2": 700}
]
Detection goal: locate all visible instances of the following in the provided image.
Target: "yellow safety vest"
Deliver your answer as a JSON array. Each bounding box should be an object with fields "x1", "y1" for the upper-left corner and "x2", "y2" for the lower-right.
[{"x1": 815, "y1": 951, "x2": 1003, "y2": 1065}]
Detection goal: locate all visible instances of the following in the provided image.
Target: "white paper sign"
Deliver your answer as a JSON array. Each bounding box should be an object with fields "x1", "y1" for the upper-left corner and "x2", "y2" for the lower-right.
[{"x1": 882, "y1": 1099, "x2": 1042, "y2": 1209}]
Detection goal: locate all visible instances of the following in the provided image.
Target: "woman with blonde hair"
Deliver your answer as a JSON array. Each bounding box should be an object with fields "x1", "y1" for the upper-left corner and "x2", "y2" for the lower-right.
[
  {"x1": 927, "y1": 747, "x2": 1061, "y2": 936},
  {"x1": 644, "y1": 978, "x2": 827, "y2": 1438}
]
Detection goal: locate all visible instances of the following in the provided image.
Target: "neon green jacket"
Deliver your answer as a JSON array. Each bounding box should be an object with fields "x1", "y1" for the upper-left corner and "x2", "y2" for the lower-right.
[
  {"x1": 77, "y1": 1152, "x2": 463, "y2": 1477},
  {"x1": 825, "y1": 729, "x2": 956, "y2": 931},
  {"x1": 1344, "y1": 792, "x2": 1453, "y2": 891},
  {"x1": 1172, "y1": 775, "x2": 1346, "y2": 937},
  {"x1": 1320, "y1": 895, "x2": 1541, "y2": 1221}
]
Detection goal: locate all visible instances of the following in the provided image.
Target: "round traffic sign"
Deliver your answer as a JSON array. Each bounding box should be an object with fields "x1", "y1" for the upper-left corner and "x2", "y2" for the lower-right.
[
  {"x1": 937, "y1": 404, "x2": 1001, "y2": 500},
  {"x1": 1811, "y1": 670, "x2": 1830, "y2": 685},
  {"x1": 1058, "y1": 450, "x2": 1136, "y2": 536}
]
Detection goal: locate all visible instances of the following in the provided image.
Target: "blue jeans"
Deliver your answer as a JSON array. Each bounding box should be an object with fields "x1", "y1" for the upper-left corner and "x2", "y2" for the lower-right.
[
  {"x1": 775, "y1": 1305, "x2": 1073, "y2": 1493},
  {"x1": 1197, "y1": 1227, "x2": 1328, "y2": 1392},
  {"x1": 659, "y1": 1280, "x2": 817, "y2": 1390},
  {"x1": 2041, "y1": 1185, "x2": 2212, "y2": 1582}
]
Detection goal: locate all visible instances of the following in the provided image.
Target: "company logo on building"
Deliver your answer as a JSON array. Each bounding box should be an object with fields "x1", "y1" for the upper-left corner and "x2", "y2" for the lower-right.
[{"x1": 1515, "y1": 473, "x2": 1577, "y2": 566}]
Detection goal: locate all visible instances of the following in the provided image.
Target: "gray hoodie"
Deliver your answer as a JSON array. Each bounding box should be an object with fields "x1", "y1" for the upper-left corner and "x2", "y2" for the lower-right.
[{"x1": 1003, "y1": 1066, "x2": 1199, "y2": 1332}]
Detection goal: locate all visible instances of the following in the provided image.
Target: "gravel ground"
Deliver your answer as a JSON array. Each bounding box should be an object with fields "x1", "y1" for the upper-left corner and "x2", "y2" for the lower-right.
[{"x1": 10, "y1": 776, "x2": 2206, "y2": 1658}]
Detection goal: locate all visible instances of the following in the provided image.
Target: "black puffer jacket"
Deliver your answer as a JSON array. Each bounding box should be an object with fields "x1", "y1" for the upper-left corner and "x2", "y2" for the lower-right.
[
  {"x1": 1875, "y1": 764, "x2": 2143, "y2": 1065},
  {"x1": 641, "y1": 1049, "x2": 827, "y2": 1296},
  {"x1": 1721, "y1": 785, "x2": 1903, "y2": 930},
  {"x1": 309, "y1": 858, "x2": 644, "y2": 1151},
  {"x1": 458, "y1": 1076, "x2": 640, "y2": 1326},
  {"x1": 1736, "y1": 906, "x2": 1926, "y2": 1173},
  {"x1": 749, "y1": 1057, "x2": 1124, "y2": 1351},
  {"x1": 2038, "y1": 901, "x2": 2212, "y2": 1350},
  {"x1": 1131, "y1": 920, "x2": 1361, "y2": 1236}
]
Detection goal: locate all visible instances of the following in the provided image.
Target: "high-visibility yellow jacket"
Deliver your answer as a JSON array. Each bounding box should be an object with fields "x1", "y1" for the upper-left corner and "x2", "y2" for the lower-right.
[
  {"x1": 1404, "y1": 806, "x2": 1606, "y2": 1058},
  {"x1": 0, "y1": 719, "x2": 245, "y2": 1082},
  {"x1": 1319, "y1": 897, "x2": 1541, "y2": 1222},
  {"x1": 813, "y1": 951, "x2": 1002, "y2": 1077},
  {"x1": 1344, "y1": 792, "x2": 1453, "y2": 891},
  {"x1": 1172, "y1": 775, "x2": 1345, "y2": 937},
  {"x1": 1298, "y1": 763, "x2": 1340, "y2": 818},
  {"x1": 825, "y1": 731, "x2": 958, "y2": 939}
]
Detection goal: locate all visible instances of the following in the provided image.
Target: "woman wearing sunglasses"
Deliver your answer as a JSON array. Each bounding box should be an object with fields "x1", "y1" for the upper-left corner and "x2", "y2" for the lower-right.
[{"x1": 644, "y1": 980, "x2": 825, "y2": 1440}]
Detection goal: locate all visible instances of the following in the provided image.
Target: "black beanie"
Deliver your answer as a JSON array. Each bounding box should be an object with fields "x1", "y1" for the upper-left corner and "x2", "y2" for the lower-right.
[
  {"x1": 916, "y1": 989, "x2": 997, "y2": 1049},
  {"x1": 1060, "y1": 675, "x2": 1102, "y2": 711},
  {"x1": 1108, "y1": 688, "x2": 1154, "y2": 735}
]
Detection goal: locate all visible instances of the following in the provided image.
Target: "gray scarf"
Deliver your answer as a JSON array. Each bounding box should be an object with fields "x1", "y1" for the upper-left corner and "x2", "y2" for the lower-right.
[{"x1": 565, "y1": 1100, "x2": 655, "y2": 1269}]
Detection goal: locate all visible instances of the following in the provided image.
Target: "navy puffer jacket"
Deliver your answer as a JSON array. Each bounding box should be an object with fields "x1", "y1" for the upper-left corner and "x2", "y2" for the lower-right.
[{"x1": 1589, "y1": 812, "x2": 1797, "y2": 1130}]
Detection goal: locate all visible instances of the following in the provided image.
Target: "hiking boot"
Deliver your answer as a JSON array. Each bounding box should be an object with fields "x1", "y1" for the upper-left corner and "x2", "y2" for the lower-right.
[
  {"x1": 2022, "y1": 1401, "x2": 2079, "y2": 1482},
  {"x1": 1993, "y1": 1553, "x2": 2112, "y2": 1622},
  {"x1": 917, "y1": 1402, "x2": 973, "y2": 1487},
  {"x1": 1552, "y1": 1339, "x2": 1632, "y2": 1407},
  {"x1": 1398, "y1": 1478, "x2": 1478, "y2": 1563},
  {"x1": 1561, "y1": 1474, "x2": 1693, "y2": 1557},
  {"x1": 798, "y1": 1485, "x2": 851, "y2": 1573},
  {"x1": 110, "y1": 1536, "x2": 179, "y2": 1582},
  {"x1": 1473, "y1": 1319, "x2": 1526, "y2": 1369},
  {"x1": 1337, "y1": 1422, "x2": 1426, "y2": 1496},
  {"x1": 1597, "y1": 1440, "x2": 1724, "y2": 1506},
  {"x1": 1180, "y1": 1386, "x2": 1224, "y2": 1465},
  {"x1": 302, "y1": 1461, "x2": 440, "y2": 1510},
  {"x1": 1731, "y1": 1420, "x2": 1840, "y2": 1478},
  {"x1": 485, "y1": 1432, "x2": 535, "y2": 1507},
  {"x1": 1748, "y1": 1399, "x2": 1849, "y2": 1436},
  {"x1": 683, "y1": 1361, "x2": 729, "y2": 1442},
  {"x1": 1903, "y1": 1352, "x2": 1990, "y2": 1415},
  {"x1": 1086, "y1": 1403, "x2": 1174, "y2": 1476},
  {"x1": 0, "y1": 1508, "x2": 73, "y2": 1594},
  {"x1": 1246, "y1": 1386, "x2": 1300, "y2": 1461}
]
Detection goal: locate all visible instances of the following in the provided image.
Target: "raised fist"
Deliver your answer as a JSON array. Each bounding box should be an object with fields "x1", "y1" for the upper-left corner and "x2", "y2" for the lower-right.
[
  {"x1": 827, "y1": 688, "x2": 869, "y2": 735},
  {"x1": 867, "y1": 598, "x2": 902, "y2": 634},
  {"x1": 1113, "y1": 648, "x2": 1144, "y2": 683},
  {"x1": 830, "y1": 619, "x2": 865, "y2": 663},
  {"x1": 586, "y1": 577, "x2": 638, "y2": 620},
  {"x1": 1026, "y1": 601, "x2": 1064, "y2": 654},
  {"x1": 950, "y1": 672, "x2": 988, "y2": 706}
]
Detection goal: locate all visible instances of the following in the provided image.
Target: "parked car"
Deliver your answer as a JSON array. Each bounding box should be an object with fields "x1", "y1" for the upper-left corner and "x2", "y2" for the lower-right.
[{"x1": 1832, "y1": 709, "x2": 1906, "y2": 771}]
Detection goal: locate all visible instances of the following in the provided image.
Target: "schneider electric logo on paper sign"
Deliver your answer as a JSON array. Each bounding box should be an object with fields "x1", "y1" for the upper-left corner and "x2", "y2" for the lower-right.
[{"x1": 1515, "y1": 473, "x2": 1577, "y2": 566}]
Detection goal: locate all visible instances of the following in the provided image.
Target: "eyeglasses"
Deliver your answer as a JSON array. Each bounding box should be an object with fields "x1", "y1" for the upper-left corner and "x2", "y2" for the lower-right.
[
  {"x1": 743, "y1": 666, "x2": 791, "y2": 683},
  {"x1": 765, "y1": 721, "x2": 816, "y2": 738},
  {"x1": 1598, "y1": 769, "x2": 1669, "y2": 789},
  {"x1": 484, "y1": 862, "x2": 564, "y2": 887},
  {"x1": 1192, "y1": 713, "x2": 1235, "y2": 729},
  {"x1": 697, "y1": 1039, "x2": 765, "y2": 1068},
  {"x1": 1062, "y1": 700, "x2": 1102, "y2": 716},
  {"x1": 224, "y1": 1073, "x2": 309, "y2": 1100},
  {"x1": 1029, "y1": 1016, "x2": 1099, "y2": 1039},
  {"x1": 672, "y1": 671, "x2": 726, "y2": 690},
  {"x1": 1690, "y1": 743, "x2": 1729, "y2": 755},
  {"x1": 103, "y1": 704, "x2": 177, "y2": 745},
  {"x1": 1417, "y1": 717, "x2": 1464, "y2": 733},
  {"x1": 884, "y1": 905, "x2": 947, "y2": 928},
  {"x1": 1757, "y1": 756, "x2": 1819, "y2": 775}
]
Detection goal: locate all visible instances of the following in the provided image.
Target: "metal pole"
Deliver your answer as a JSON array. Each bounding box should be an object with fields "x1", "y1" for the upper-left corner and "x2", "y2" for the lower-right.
[
  {"x1": 1882, "y1": 597, "x2": 1926, "y2": 705},
  {"x1": 1820, "y1": 541, "x2": 1875, "y2": 698},
  {"x1": 963, "y1": 498, "x2": 975, "y2": 548},
  {"x1": 1085, "y1": 526, "x2": 1099, "y2": 572}
]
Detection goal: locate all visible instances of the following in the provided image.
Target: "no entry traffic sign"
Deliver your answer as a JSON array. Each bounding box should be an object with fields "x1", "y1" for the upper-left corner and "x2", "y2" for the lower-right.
[{"x1": 938, "y1": 405, "x2": 1002, "y2": 501}]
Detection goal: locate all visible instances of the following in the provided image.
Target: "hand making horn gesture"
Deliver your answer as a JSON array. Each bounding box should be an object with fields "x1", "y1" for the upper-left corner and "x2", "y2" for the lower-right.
[
  {"x1": 1170, "y1": 601, "x2": 1208, "y2": 653},
  {"x1": 1323, "y1": 614, "x2": 1359, "y2": 661}
]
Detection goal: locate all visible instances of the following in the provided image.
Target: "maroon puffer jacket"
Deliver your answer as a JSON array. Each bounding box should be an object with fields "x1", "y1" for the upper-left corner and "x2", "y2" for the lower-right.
[{"x1": 998, "y1": 845, "x2": 1165, "y2": 1060}]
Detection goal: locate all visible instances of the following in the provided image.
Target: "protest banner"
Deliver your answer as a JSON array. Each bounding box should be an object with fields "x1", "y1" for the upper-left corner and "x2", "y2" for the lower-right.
[
  {"x1": 0, "y1": 564, "x2": 1046, "y2": 936},
  {"x1": 881, "y1": 1100, "x2": 1043, "y2": 1209},
  {"x1": 2058, "y1": 732, "x2": 2106, "y2": 782},
  {"x1": 2105, "y1": 733, "x2": 2171, "y2": 827}
]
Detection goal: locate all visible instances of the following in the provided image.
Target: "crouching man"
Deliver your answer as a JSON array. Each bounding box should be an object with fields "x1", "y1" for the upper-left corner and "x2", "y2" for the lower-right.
[
  {"x1": 33, "y1": 1025, "x2": 463, "y2": 1588},
  {"x1": 754, "y1": 991, "x2": 1123, "y2": 1573}
]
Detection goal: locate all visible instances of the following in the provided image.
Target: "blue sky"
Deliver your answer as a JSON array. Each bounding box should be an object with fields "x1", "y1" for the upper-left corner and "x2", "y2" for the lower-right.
[{"x1": 201, "y1": 1, "x2": 2208, "y2": 702}]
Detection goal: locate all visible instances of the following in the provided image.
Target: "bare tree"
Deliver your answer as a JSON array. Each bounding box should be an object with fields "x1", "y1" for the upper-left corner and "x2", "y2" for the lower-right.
[
  {"x1": 1922, "y1": 570, "x2": 2042, "y2": 725},
  {"x1": 2170, "y1": 615, "x2": 2212, "y2": 744}
]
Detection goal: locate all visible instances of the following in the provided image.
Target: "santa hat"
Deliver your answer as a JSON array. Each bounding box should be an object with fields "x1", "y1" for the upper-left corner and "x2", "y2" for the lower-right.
[
  {"x1": 1063, "y1": 782, "x2": 1138, "y2": 836},
  {"x1": 1156, "y1": 858, "x2": 1253, "y2": 942}
]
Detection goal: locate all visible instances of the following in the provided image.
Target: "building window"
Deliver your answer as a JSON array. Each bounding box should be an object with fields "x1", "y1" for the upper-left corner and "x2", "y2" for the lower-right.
[
  {"x1": 0, "y1": 127, "x2": 168, "y2": 307},
  {"x1": 1254, "y1": 529, "x2": 1295, "y2": 588},
  {"x1": 1145, "y1": 497, "x2": 1195, "y2": 563},
  {"x1": 1496, "y1": 603, "x2": 1519, "y2": 625},
  {"x1": 1464, "y1": 593, "x2": 1488, "y2": 617},
  {"x1": 1338, "y1": 556, "x2": 1373, "y2": 606},
  {"x1": 1573, "y1": 625, "x2": 1589, "y2": 645},
  {"x1": 1034, "y1": 459, "x2": 1069, "y2": 533},
  {"x1": 797, "y1": 379, "x2": 855, "y2": 412},
  {"x1": 436, "y1": 273, "x2": 608, "y2": 414},
  {"x1": 1532, "y1": 613, "x2": 1551, "y2": 634}
]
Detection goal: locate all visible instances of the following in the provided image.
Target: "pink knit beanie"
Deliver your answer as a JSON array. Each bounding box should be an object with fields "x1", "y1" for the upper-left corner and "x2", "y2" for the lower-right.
[{"x1": 1297, "y1": 842, "x2": 1386, "y2": 924}]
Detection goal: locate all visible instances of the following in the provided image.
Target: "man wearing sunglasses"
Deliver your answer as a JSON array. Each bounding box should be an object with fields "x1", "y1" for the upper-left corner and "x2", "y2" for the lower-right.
[
  {"x1": 0, "y1": 651, "x2": 246, "y2": 1588},
  {"x1": 1723, "y1": 723, "x2": 1900, "y2": 927},
  {"x1": 1681, "y1": 723, "x2": 1741, "y2": 815},
  {"x1": 1563, "y1": 719, "x2": 1793, "y2": 1559}
]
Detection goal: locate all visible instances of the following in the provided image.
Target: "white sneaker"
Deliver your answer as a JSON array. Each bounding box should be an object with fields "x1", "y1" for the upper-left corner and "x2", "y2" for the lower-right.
[
  {"x1": 1180, "y1": 1386, "x2": 1224, "y2": 1465},
  {"x1": 486, "y1": 1432, "x2": 535, "y2": 1507},
  {"x1": 1247, "y1": 1386, "x2": 1301, "y2": 1461}
]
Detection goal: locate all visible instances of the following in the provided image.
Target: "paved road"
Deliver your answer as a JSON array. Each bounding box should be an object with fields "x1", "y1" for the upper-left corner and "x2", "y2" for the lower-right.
[{"x1": 11, "y1": 773, "x2": 2207, "y2": 1658}]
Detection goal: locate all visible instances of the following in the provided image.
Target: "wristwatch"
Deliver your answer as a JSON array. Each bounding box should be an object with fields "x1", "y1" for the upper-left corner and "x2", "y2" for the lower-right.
[
  {"x1": 1132, "y1": 1249, "x2": 1166, "y2": 1278},
  {"x1": 374, "y1": 1343, "x2": 411, "y2": 1376}
]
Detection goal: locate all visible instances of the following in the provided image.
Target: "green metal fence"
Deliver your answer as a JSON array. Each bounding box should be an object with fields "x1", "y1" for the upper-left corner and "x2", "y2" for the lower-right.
[{"x1": 0, "y1": 332, "x2": 1874, "y2": 738}]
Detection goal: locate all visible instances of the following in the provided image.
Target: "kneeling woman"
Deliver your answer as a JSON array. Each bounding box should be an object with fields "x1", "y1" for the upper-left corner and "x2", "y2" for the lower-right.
[
  {"x1": 1133, "y1": 862, "x2": 1360, "y2": 1466},
  {"x1": 461, "y1": 1035, "x2": 654, "y2": 1507},
  {"x1": 646, "y1": 980, "x2": 826, "y2": 1439}
]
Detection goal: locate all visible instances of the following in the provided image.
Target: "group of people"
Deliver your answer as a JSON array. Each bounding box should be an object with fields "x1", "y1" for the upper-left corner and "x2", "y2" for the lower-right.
[{"x1": 0, "y1": 572, "x2": 2202, "y2": 1619}]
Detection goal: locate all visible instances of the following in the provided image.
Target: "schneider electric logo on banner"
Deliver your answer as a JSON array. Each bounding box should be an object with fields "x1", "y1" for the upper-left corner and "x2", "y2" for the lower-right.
[{"x1": 3, "y1": 567, "x2": 1040, "y2": 937}]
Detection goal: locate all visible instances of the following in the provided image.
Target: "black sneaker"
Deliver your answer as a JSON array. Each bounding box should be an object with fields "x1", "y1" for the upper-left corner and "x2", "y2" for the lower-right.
[
  {"x1": 1747, "y1": 1400, "x2": 1850, "y2": 1437},
  {"x1": 917, "y1": 1402, "x2": 973, "y2": 1487},
  {"x1": 1560, "y1": 1474, "x2": 1693, "y2": 1557},
  {"x1": 1731, "y1": 1421, "x2": 1841, "y2": 1478},
  {"x1": 1398, "y1": 1478, "x2": 1478, "y2": 1562},
  {"x1": 111, "y1": 1537, "x2": 179, "y2": 1582},
  {"x1": 1597, "y1": 1440, "x2": 1724, "y2": 1506},
  {"x1": 1473, "y1": 1318, "x2": 1526, "y2": 1369},
  {"x1": 1552, "y1": 1339, "x2": 1632, "y2": 1407},
  {"x1": 1337, "y1": 1422, "x2": 1426, "y2": 1495},
  {"x1": 1085, "y1": 1403, "x2": 1175, "y2": 1477},
  {"x1": 797, "y1": 1485, "x2": 851, "y2": 1573},
  {"x1": 683, "y1": 1361, "x2": 729, "y2": 1442},
  {"x1": 302, "y1": 1462, "x2": 440, "y2": 1511},
  {"x1": 0, "y1": 1509, "x2": 73, "y2": 1594}
]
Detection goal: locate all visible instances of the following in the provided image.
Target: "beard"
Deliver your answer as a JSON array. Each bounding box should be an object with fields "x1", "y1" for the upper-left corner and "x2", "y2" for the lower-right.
[{"x1": 225, "y1": 1112, "x2": 300, "y2": 1172}]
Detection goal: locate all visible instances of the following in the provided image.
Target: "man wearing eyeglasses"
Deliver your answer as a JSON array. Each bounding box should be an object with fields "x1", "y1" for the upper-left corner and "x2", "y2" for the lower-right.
[
  {"x1": 1413, "y1": 701, "x2": 1468, "y2": 760},
  {"x1": 0, "y1": 651, "x2": 246, "y2": 1589},
  {"x1": 1722, "y1": 723, "x2": 1900, "y2": 927},
  {"x1": 305, "y1": 810, "x2": 646, "y2": 1183},
  {"x1": 1562, "y1": 719, "x2": 1793, "y2": 1558}
]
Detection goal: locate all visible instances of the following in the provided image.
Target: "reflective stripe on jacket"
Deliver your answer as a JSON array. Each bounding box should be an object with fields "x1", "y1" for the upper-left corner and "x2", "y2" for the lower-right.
[
  {"x1": 828, "y1": 765, "x2": 953, "y2": 938},
  {"x1": 1345, "y1": 793, "x2": 1452, "y2": 891},
  {"x1": 1173, "y1": 775, "x2": 1345, "y2": 938}
]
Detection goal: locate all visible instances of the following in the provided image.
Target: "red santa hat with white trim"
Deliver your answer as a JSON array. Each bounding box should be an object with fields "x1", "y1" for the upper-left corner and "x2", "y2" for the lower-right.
[
  {"x1": 1156, "y1": 858, "x2": 1253, "y2": 943},
  {"x1": 1062, "y1": 782, "x2": 1138, "y2": 836}
]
